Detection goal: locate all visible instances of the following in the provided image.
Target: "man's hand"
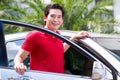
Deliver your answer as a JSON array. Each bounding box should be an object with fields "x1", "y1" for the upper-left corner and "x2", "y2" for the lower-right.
[
  {"x1": 63, "y1": 31, "x2": 89, "y2": 52},
  {"x1": 70, "y1": 31, "x2": 89, "y2": 41},
  {"x1": 14, "y1": 63, "x2": 27, "y2": 75}
]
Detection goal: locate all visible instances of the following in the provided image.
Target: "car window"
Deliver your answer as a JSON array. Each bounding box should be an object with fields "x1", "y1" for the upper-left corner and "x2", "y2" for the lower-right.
[
  {"x1": 6, "y1": 39, "x2": 24, "y2": 67},
  {"x1": 64, "y1": 46, "x2": 93, "y2": 77},
  {"x1": 64, "y1": 40, "x2": 114, "y2": 80},
  {"x1": 72, "y1": 39, "x2": 115, "y2": 80}
]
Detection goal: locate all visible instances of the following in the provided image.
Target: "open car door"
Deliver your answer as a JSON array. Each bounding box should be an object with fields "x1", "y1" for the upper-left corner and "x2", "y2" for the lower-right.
[
  {"x1": 0, "y1": 19, "x2": 92, "y2": 80},
  {"x1": 0, "y1": 19, "x2": 120, "y2": 80}
]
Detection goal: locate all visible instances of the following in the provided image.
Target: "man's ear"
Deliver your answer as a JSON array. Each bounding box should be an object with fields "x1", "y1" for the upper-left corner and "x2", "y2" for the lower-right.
[{"x1": 43, "y1": 15, "x2": 47, "y2": 22}]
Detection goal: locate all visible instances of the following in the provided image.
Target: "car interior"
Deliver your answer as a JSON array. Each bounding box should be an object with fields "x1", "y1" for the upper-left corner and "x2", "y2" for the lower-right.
[{"x1": 64, "y1": 46, "x2": 93, "y2": 76}]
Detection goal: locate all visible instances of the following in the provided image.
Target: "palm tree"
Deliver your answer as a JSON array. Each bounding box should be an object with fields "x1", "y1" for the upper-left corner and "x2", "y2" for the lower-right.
[
  {"x1": 16, "y1": 0, "x2": 45, "y2": 26},
  {"x1": 0, "y1": 0, "x2": 25, "y2": 20},
  {"x1": 52, "y1": 0, "x2": 114, "y2": 33},
  {"x1": 0, "y1": 0, "x2": 45, "y2": 33},
  {"x1": 0, "y1": 0, "x2": 30, "y2": 33},
  {"x1": 0, "y1": 0, "x2": 114, "y2": 33}
]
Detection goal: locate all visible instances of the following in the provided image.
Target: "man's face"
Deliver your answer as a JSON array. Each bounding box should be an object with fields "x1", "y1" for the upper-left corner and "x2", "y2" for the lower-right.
[{"x1": 44, "y1": 9, "x2": 63, "y2": 31}]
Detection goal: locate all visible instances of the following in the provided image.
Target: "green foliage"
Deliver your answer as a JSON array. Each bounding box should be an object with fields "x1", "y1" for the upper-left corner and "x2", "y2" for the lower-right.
[
  {"x1": 3, "y1": 24, "x2": 29, "y2": 34},
  {"x1": 0, "y1": 0, "x2": 45, "y2": 33},
  {"x1": 20, "y1": 0, "x2": 45, "y2": 25},
  {"x1": 52, "y1": 0, "x2": 114, "y2": 33},
  {"x1": 0, "y1": 0, "x2": 114, "y2": 33},
  {"x1": 0, "y1": 0, "x2": 28, "y2": 33}
]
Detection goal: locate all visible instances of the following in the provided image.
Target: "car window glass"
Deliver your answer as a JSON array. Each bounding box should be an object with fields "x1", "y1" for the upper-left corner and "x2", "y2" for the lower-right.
[
  {"x1": 69, "y1": 39, "x2": 117, "y2": 79},
  {"x1": 6, "y1": 39, "x2": 24, "y2": 67},
  {"x1": 64, "y1": 46, "x2": 93, "y2": 77}
]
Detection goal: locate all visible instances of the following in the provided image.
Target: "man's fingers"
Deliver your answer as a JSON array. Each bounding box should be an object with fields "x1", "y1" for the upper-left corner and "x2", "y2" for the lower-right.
[
  {"x1": 77, "y1": 31, "x2": 89, "y2": 39},
  {"x1": 14, "y1": 63, "x2": 27, "y2": 75}
]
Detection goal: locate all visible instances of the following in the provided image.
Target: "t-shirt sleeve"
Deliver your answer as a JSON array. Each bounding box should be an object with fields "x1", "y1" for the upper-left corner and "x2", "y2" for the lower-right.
[
  {"x1": 56, "y1": 30, "x2": 63, "y2": 43},
  {"x1": 21, "y1": 31, "x2": 37, "y2": 52}
]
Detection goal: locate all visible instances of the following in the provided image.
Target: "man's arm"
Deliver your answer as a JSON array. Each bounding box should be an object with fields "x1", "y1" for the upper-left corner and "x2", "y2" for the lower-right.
[
  {"x1": 14, "y1": 48, "x2": 30, "y2": 74},
  {"x1": 63, "y1": 31, "x2": 89, "y2": 53}
]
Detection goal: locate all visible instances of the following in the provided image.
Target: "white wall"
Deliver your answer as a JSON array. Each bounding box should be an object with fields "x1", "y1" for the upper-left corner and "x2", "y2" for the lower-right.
[{"x1": 114, "y1": 0, "x2": 120, "y2": 32}]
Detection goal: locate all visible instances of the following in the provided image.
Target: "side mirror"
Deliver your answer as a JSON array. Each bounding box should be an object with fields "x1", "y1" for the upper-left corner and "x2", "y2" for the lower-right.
[{"x1": 92, "y1": 61, "x2": 106, "y2": 80}]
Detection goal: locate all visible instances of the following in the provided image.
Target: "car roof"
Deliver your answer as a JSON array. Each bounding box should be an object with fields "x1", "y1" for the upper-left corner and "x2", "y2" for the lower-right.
[
  {"x1": 5, "y1": 31, "x2": 29, "y2": 42},
  {"x1": 60, "y1": 30, "x2": 120, "y2": 38}
]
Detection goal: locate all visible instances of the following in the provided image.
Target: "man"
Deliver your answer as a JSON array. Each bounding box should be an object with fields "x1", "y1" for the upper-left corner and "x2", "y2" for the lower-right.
[{"x1": 14, "y1": 3, "x2": 89, "y2": 74}]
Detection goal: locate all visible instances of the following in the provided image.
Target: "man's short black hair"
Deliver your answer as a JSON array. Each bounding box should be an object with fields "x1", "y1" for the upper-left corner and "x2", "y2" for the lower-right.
[{"x1": 44, "y1": 3, "x2": 65, "y2": 17}]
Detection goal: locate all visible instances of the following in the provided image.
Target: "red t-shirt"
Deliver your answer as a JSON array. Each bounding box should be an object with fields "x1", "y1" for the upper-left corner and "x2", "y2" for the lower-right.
[{"x1": 21, "y1": 30, "x2": 64, "y2": 73}]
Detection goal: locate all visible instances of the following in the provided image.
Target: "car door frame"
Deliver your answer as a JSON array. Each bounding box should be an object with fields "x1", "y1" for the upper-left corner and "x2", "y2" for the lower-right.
[
  {"x1": 0, "y1": 21, "x2": 8, "y2": 66},
  {"x1": 0, "y1": 19, "x2": 118, "y2": 80}
]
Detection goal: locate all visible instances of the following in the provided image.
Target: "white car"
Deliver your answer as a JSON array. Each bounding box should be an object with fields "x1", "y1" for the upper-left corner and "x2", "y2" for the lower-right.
[{"x1": 0, "y1": 19, "x2": 120, "y2": 80}]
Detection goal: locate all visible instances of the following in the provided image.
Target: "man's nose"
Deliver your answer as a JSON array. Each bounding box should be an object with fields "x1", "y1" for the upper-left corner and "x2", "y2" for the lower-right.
[{"x1": 53, "y1": 17, "x2": 59, "y2": 21}]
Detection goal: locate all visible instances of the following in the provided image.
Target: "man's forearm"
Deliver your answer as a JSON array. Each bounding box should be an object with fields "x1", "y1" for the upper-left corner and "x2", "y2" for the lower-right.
[
  {"x1": 14, "y1": 56, "x2": 24, "y2": 65},
  {"x1": 63, "y1": 37, "x2": 75, "y2": 53}
]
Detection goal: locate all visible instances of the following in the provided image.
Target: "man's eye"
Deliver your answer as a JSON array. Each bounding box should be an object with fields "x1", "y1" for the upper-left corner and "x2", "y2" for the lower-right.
[
  {"x1": 58, "y1": 16, "x2": 62, "y2": 18},
  {"x1": 51, "y1": 15, "x2": 55, "y2": 18}
]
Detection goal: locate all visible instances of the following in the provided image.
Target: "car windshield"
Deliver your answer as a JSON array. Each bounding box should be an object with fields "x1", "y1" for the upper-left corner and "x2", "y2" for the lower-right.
[{"x1": 92, "y1": 37, "x2": 120, "y2": 61}]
